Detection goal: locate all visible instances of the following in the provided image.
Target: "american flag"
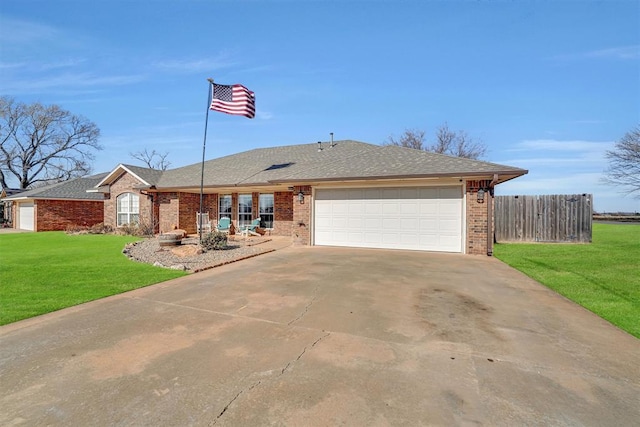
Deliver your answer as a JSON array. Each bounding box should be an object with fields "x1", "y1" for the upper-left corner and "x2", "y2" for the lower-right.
[{"x1": 209, "y1": 83, "x2": 255, "y2": 119}]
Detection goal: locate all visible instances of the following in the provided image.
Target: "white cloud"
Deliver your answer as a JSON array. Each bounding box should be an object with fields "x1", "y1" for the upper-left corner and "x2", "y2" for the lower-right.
[
  {"x1": 0, "y1": 17, "x2": 60, "y2": 44},
  {"x1": 584, "y1": 45, "x2": 640, "y2": 60},
  {"x1": 153, "y1": 53, "x2": 237, "y2": 74},
  {"x1": 496, "y1": 172, "x2": 640, "y2": 213},
  {"x1": 4, "y1": 72, "x2": 146, "y2": 95},
  {"x1": 551, "y1": 45, "x2": 640, "y2": 61},
  {"x1": 507, "y1": 139, "x2": 612, "y2": 152}
]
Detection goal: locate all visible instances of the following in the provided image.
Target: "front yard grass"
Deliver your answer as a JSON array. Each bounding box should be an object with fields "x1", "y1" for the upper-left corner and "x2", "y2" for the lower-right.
[
  {"x1": 494, "y1": 223, "x2": 640, "y2": 339},
  {"x1": 0, "y1": 232, "x2": 187, "y2": 325}
]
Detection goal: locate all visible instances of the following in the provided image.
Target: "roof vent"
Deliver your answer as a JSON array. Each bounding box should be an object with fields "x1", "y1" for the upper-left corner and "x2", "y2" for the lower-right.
[
  {"x1": 317, "y1": 141, "x2": 323, "y2": 152},
  {"x1": 330, "y1": 132, "x2": 335, "y2": 148}
]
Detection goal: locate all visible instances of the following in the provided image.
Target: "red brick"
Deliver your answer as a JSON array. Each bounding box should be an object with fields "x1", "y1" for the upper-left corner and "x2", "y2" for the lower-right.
[{"x1": 35, "y1": 199, "x2": 104, "y2": 231}]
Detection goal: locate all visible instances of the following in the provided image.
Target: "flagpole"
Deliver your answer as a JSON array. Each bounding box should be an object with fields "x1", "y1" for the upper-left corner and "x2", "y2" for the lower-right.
[{"x1": 199, "y1": 78, "x2": 214, "y2": 242}]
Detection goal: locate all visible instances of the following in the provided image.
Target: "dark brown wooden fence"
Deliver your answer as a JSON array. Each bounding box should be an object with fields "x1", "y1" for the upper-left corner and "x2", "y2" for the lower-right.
[{"x1": 495, "y1": 194, "x2": 593, "y2": 243}]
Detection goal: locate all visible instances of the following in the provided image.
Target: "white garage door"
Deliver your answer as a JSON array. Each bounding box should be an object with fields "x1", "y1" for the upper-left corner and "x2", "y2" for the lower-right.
[
  {"x1": 19, "y1": 203, "x2": 35, "y2": 231},
  {"x1": 314, "y1": 186, "x2": 463, "y2": 252}
]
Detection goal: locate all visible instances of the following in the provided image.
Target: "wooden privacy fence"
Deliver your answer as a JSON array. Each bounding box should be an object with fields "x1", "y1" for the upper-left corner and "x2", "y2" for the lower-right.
[{"x1": 495, "y1": 194, "x2": 593, "y2": 243}]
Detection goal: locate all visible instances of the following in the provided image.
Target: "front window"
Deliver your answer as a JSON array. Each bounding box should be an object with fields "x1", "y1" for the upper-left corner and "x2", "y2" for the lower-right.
[
  {"x1": 259, "y1": 194, "x2": 274, "y2": 229},
  {"x1": 238, "y1": 194, "x2": 252, "y2": 228},
  {"x1": 117, "y1": 192, "x2": 139, "y2": 226},
  {"x1": 219, "y1": 194, "x2": 232, "y2": 221}
]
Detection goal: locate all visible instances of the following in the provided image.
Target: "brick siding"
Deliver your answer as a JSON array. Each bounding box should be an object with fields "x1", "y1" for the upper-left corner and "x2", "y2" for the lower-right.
[
  {"x1": 35, "y1": 199, "x2": 104, "y2": 231},
  {"x1": 103, "y1": 172, "x2": 153, "y2": 230},
  {"x1": 292, "y1": 185, "x2": 312, "y2": 245},
  {"x1": 466, "y1": 180, "x2": 492, "y2": 255},
  {"x1": 273, "y1": 191, "x2": 293, "y2": 236}
]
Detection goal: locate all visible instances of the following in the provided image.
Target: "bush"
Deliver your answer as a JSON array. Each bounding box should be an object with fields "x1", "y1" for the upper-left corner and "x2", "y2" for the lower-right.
[
  {"x1": 200, "y1": 232, "x2": 228, "y2": 251},
  {"x1": 65, "y1": 224, "x2": 88, "y2": 234},
  {"x1": 118, "y1": 218, "x2": 154, "y2": 237},
  {"x1": 88, "y1": 223, "x2": 114, "y2": 234}
]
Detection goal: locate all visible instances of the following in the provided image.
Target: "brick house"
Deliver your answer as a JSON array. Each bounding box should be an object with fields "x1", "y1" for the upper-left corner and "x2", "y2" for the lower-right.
[
  {"x1": 95, "y1": 140, "x2": 527, "y2": 255},
  {"x1": 2, "y1": 174, "x2": 106, "y2": 232}
]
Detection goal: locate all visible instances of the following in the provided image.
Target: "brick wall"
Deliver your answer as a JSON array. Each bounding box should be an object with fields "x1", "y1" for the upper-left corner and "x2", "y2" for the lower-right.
[
  {"x1": 157, "y1": 192, "x2": 179, "y2": 233},
  {"x1": 273, "y1": 191, "x2": 293, "y2": 236},
  {"x1": 176, "y1": 193, "x2": 217, "y2": 234},
  {"x1": 35, "y1": 199, "x2": 104, "y2": 231},
  {"x1": 466, "y1": 180, "x2": 492, "y2": 255},
  {"x1": 104, "y1": 172, "x2": 153, "y2": 230},
  {"x1": 153, "y1": 189, "x2": 299, "y2": 238},
  {"x1": 292, "y1": 185, "x2": 312, "y2": 245}
]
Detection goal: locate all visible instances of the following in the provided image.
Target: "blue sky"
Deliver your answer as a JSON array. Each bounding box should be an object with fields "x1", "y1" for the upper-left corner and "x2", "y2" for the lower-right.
[{"x1": 1, "y1": 0, "x2": 638, "y2": 212}]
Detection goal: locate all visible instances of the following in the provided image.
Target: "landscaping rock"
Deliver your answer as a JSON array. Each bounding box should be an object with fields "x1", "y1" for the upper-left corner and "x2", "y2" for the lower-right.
[
  {"x1": 124, "y1": 236, "x2": 273, "y2": 272},
  {"x1": 171, "y1": 245, "x2": 203, "y2": 257}
]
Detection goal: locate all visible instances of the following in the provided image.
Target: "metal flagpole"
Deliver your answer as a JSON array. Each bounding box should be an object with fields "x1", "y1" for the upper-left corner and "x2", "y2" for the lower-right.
[{"x1": 199, "y1": 78, "x2": 214, "y2": 242}]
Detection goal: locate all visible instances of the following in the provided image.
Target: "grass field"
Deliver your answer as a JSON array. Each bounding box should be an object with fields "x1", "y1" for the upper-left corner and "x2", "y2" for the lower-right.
[
  {"x1": 494, "y1": 223, "x2": 640, "y2": 339},
  {"x1": 0, "y1": 232, "x2": 187, "y2": 325}
]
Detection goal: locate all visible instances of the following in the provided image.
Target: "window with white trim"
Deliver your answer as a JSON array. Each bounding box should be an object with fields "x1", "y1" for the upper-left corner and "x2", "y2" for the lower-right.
[
  {"x1": 238, "y1": 194, "x2": 252, "y2": 228},
  {"x1": 259, "y1": 194, "x2": 274, "y2": 229},
  {"x1": 219, "y1": 194, "x2": 232, "y2": 221},
  {"x1": 116, "y1": 192, "x2": 140, "y2": 226}
]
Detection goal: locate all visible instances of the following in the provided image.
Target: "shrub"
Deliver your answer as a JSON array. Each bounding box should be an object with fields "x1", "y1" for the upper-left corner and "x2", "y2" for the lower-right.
[
  {"x1": 200, "y1": 232, "x2": 228, "y2": 251},
  {"x1": 118, "y1": 218, "x2": 154, "y2": 237},
  {"x1": 65, "y1": 224, "x2": 89, "y2": 234},
  {"x1": 88, "y1": 223, "x2": 114, "y2": 234}
]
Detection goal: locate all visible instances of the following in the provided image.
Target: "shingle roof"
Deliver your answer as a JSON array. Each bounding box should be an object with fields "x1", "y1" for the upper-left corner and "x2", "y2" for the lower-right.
[
  {"x1": 2, "y1": 173, "x2": 108, "y2": 201},
  {"x1": 155, "y1": 140, "x2": 527, "y2": 189},
  {"x1": 118, "y1": 164, "x2": 164, "y2": 186}
]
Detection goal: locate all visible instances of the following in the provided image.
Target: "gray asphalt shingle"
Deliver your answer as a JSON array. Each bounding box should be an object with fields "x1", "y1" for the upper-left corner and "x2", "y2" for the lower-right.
[
  {"x1": 3, "y1": 173, "x2": 108, "y2": 200},
  {"x1": 155, "y1": 140, "x2": 526, "y2": 188}
]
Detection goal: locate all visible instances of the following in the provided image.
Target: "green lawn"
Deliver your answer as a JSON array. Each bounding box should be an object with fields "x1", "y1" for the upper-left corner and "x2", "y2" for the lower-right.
[
  {"x1": 0, "y1": 232, "x2": 187, "y2": 325},
  {"x1": 494, "y1": 223, "x2": 640, "y2": 338}
]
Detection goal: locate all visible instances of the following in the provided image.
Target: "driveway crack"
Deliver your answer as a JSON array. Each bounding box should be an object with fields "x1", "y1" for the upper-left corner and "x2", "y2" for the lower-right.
[
  {"x1": 210, "y1": 380, "x2": 262, "y2": 425},
  {"x1": 280, "y1": 332, "x2": 330, "y2": 375},
  {"x1": 288, "y1": 285, "x2": 320, "y2": 326}
]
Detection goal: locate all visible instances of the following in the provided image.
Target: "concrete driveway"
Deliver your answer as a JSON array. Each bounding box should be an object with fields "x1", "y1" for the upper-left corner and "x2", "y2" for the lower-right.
[{"x1": 1, "y1": 247, "x2": 638, "y2": 426}]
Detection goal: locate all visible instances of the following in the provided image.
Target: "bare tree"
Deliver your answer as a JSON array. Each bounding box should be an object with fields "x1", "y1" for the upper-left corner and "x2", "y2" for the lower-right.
[
  {"x1": 130, "y1": 148, "x2": 171, "y2": 170},
  {"x1": 384, "y1": 123, "x2": 487, "y2": 159},
  {"x1": 384, "y1": 129, "x2": 426, "y2": 150},
  {"x1": 0, "y1": 97, "x2": 101, "y2": 189},
  {"x1": 603, "y1": 125, "x2": 640, "y2": 198}
]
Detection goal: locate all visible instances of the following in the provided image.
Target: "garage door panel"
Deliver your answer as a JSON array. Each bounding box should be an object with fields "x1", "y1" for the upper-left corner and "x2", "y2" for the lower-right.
[
  {"x1": 19, "y1": 203, "x2": 35, "y2": 231},
  {"x1": 381, "y1": 203, "x2": 397, "y2": 214},
  {"x1": 348, "y1": 203, "x2": 364, "y2": 214},
  {"x1": 440, "y1": 218, "x2": 460, "y2": 231},
  {"x1": 365, "y1": 217, "x2": 382, "y2": 229},
  {"x1": 400, "y1": 202, "x2": 418, "y2": 214},
  {"x1": 315, "y1": 186, "x2": 462, "y2": 252},
  {"x1": 399, "y1": 218, "x2": 419, "y2": 230}
]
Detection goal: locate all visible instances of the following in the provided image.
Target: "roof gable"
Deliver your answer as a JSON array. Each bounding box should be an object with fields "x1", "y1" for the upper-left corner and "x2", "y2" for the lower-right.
[{"x1": 95, "y1": 164, "x2": 163, "y2": 188}]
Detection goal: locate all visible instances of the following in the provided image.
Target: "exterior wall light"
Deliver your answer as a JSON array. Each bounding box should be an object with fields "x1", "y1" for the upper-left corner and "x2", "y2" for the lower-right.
[
  {"x1": 477, "y1": 188, "x2": 485, "y2": 203},
  {"x1": 298, "y1": 192, "x2": 305, "y2": 204}
]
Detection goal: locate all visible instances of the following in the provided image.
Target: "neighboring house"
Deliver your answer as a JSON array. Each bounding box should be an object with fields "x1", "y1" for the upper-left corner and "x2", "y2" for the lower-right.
[
  {"x1": 1, "y1": 174, "x2": 107, "y2": 231},
  {"x1": 94, "y1": 140, "x2": 527, "y2": 255},
  {"x1": 1, "y1": 188, "x2": 23, "y2": 226}
]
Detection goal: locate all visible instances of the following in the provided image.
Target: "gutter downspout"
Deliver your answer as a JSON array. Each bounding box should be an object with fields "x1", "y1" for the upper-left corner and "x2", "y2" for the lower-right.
[{"x1": 487, "y1": 174, "x2": 499, "y2": 256}]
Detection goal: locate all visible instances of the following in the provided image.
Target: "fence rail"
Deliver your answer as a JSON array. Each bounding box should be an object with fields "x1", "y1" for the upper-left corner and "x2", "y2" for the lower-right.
[{"x1": 495, "y1": 194, "x2": 592, "y2": 243}]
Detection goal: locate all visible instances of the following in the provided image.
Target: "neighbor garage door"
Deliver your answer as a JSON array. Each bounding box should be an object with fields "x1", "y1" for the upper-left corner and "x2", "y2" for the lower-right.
[
  {"x1": 314, "y1": 186, "x2": 463, "y2": 252},
  {"x1": 18, "y1": 202, "x2": 35, "y2": 231}
]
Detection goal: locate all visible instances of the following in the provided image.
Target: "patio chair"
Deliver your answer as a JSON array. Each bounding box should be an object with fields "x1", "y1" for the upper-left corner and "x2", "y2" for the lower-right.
[
  {"x1": 215, "y1": 217, "x2": 231, "y2": 234},
  {"x1": 196, "y1": 212, "x2": 212, "y2": 234},
  {"x1": 240, "y1": 218, "x2": 261, "y2": 237}
]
